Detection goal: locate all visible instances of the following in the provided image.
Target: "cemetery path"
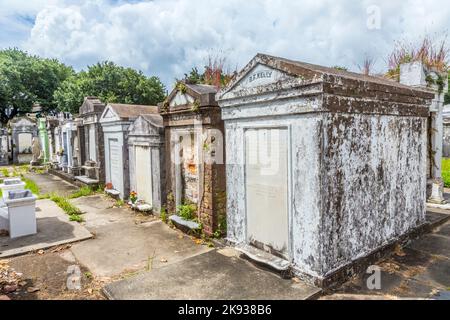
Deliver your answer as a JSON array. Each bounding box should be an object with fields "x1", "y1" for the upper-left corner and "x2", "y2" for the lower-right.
[
  {"x1": 26, "y1": 171, "x2": 78, "y2": 196},
  {"x1": 1, "y1": 172, "x2": 212, "y2": 299},
  {"x1": 103, "y1": 248, "x2": 322, "y2": 300},
  {"x1": 321, "y1": 210, "x2": 450, "y2": 300},
  {"x1": 3, "y1": 172, "x2": 450, "y2": 300}
]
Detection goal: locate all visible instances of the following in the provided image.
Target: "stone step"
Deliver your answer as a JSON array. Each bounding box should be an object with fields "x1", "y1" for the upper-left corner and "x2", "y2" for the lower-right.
[
  {"x1": 105, "y1": 189, "x2": 120, "y2": 198},
  {"x1": 75, "y1": 175, "x2": 99, "y2": 185},
  {"x1": 169, "y1": 215, "x2": 201, "y2": 231},
  {"x1": 235, "y1": 243, "x2": 290, "y2": 272}
]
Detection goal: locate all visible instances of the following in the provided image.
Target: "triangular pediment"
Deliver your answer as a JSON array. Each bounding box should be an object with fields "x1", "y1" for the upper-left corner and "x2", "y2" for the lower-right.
[
  {"x1": 79, "y1": 97, "x2": 105, "y2": 115},
  {"x1": 169, "y1": 91, "x2": 195, "y2": 107},
  {"x1": 217, "y1": 54, "x2": 308, "y2": 101},
  {"x1": 80, "y1": 100, "x2": 94, "y2": 115},
  {"x1": 129, "y1": 115, "x2": 163, "y2": 136},
  {"x1": 12, "y1": 117, "x2": 36, "y2": 128},
  {"x1": 234, "y1": 64, "x2": 293, "y2": 90},
  {"x1": 99, "y1": 106, "x2": 119, "y2": 122}
]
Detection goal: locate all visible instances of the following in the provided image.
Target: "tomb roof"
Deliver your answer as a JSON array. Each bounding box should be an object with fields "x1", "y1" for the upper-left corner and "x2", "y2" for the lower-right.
[
  {"x1": 141, "y1": 114, "x2": 163, "y2": 127},
  {"x1": 218, "y1": 53, "x2": 435, "y2": 101},
  {"x1": 107, "y1": 104, "x2": 159, "y2": 120},
  {"x1": 79, "y1": 96, "x2": 106, "y2": 115}
]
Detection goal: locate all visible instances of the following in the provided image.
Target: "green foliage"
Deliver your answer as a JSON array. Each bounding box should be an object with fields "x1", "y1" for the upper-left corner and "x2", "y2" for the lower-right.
[
  {"x1": 425, "y1": 74, "x2": 446, "y2": 93},
  {"x1": 54, "y1": 61, "x2": 166, "y2": 114},
  {"x1": 176, "y1": 81, "x2": 187, "y2": 94},
  {"x1": 1, "y1": 168, "x2": 10, "y2": 177},
  {"x1": 213, "y1": 214, "x2": 227, "y2": 239},
  {"x1": 69, "y1": 186, "x2": 96, "y2": 199},
  {"x1": 160, "y1": 206, "x2": 167, "y2": 222},
  {"x1": 190, "y1": 99, "x2": 200, "y2": 112},
  {"x1": 114, "y1": 199, "x2": 125, "y2": 207},
  {"x1": 50, "y1": 193, "x2": 84, "y2": 222},
  {"x1": 182, "y1": 54, "x2": 236, "y2": 89},
  {"x1": 0, "y1": 48, "x2": 74, "y2": 124},
  {"x1": 22, "y1": 177, "x2": 40, "y2": 195},
  {"x1": 184, "y1": 67, "x2": 203, "y2": 84},
  {"x1": 177, "y1": 203, "x2": 197, "y2": 221},
  {"x1": 442, "y1": 158, "x2": 450, "y2": 188},
  {"x1": 69, "y1": 214, "x2": 84, "y2": 223}
]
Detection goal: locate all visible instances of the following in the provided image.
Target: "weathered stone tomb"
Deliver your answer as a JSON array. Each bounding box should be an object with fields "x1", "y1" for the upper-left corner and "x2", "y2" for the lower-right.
[
  {"x1": 128, "y1": 114, "x2": 165, "y2": 214},
  {"x1": 74, "y1": 97, "x2": 106, "y2": 186},
  {"x1": 61, "y1": 117, "x2": 81, "y2": 175},
  {"x1": 160, "y1": 82, "x2": 226, "y2": 236},
  {"x1": 10, "y1": 117, "x2": 38, "y2": 164},
  {"x1": 216, "y1": 54, "x2": 434, "y2": 287},
  {"x1": 100, "y1": 103, "x2": 159, "y2": 199}
]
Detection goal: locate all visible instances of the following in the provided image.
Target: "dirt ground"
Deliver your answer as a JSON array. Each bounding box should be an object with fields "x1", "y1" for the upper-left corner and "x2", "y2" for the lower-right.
[{"x1": 1, "y1": 246, "x2": 105, "y2": 300}]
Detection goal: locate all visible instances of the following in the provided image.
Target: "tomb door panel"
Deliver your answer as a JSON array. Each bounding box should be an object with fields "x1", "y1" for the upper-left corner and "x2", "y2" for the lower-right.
[
  {"x1": 135, "y1": 145, "x2": 152, "y2": 205},
  {"x1": 245, "y1": 128, "x2": 289, "y2": 258}
]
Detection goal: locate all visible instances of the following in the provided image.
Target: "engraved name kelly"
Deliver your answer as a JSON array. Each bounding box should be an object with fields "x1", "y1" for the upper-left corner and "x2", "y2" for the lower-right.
[{"x1": 248, "y1": 70, "x2": 273, "y2": 83}]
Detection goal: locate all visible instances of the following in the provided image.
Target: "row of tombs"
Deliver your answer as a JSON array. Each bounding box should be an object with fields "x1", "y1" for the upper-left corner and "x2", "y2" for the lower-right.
[{"x1": 1, "y1": 54, "x2": 448, "y2": 288}]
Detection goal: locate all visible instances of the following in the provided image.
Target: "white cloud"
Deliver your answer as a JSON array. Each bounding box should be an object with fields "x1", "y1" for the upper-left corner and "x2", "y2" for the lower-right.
[{"x1": 1, "y1": 0, "x2": 449, "y2": 88}]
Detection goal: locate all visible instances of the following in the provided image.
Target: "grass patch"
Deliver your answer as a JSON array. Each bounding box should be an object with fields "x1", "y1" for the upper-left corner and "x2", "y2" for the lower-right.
[
  {"x1": 114, "y1": 199, "x2": 125, "y2": 207},
  {"x1": 50, "y1": 193, "x2": 84, "y2": 222},
  {"x1": 22, "y1": 177, "x2": 40, "y2": 195},
  {"x1": 443, "y1": 158, "x2": 450, "y2": 188},
  {"x1": 1, "y1": 168, "x2": 10, "y2": 177},
  {"x1": 69, "y1": 186, "x2": 96, "y2": 199},
  {"x1": 69, "y1": 214, "x2": 84, "y2": 223}
]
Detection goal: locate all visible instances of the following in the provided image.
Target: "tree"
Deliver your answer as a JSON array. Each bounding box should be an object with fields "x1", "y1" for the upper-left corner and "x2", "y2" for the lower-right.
[
  {"x1": 184, "y1": 67, "x2": 203, "y2": 84},
  {"x1": 54, "y1": 61, "x2": 166, "y2": 114},
  {"x1": 0, "y1": 48, "x2": 74, "y2": 124},
  {"x1": 182, "y1": 54, "x2": 236, "y2": 88}
]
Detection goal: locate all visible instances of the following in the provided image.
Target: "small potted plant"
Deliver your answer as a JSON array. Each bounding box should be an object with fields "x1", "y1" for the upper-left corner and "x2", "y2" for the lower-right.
[{"x1": 130, "y1": 191, "x2": 138, "y2": 205}]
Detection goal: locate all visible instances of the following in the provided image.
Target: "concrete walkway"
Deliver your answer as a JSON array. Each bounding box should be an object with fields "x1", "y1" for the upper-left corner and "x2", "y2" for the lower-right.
[
  {"x1": 26, "y1": 172, "x2": 78, "y2": 196},
  {"x1": 0, "y1": 199, "x2": 92, "y2": 258},
  {"x1": 69, "y1": 194, "x2": 212, "y2": 278},
  {"x1": 103, "y1": 248, "x2": 321, "y2": 300},
  {"x1": 323, "y1": 211, "x2": 450, "y2": 300}
]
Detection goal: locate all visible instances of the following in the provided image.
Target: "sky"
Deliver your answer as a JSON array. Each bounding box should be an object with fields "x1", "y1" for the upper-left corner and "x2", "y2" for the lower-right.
[{"x1": 0, "y1": 0, "x2": 449, "y2": 89}]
